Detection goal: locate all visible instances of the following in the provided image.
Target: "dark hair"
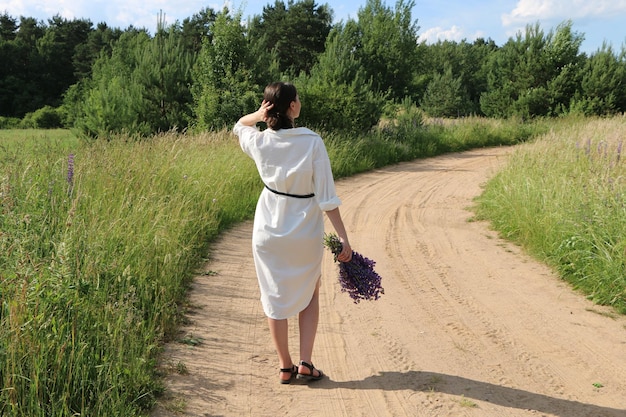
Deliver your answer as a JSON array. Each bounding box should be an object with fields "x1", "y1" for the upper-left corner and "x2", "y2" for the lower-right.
[{"x1": 263, "y1": 82, "x2": 298, "y2": 130}]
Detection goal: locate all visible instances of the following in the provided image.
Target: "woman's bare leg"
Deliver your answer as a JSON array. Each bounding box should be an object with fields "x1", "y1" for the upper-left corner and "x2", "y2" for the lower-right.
[
  {"x1": 268, "y1": 318, "x2": 293, "y2": 382},
  {"x1": 298, "y1": 279, "x2": 322, "y2": 377}
]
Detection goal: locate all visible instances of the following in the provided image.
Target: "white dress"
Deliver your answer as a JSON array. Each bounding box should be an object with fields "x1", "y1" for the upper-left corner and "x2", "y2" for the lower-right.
[{"x1": 234, "y1": 121, "x2": 341, "y2": 319}]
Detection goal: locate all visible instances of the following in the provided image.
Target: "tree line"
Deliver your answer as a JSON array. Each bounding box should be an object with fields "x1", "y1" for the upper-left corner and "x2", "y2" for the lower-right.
[{"x1": 1, "y1": 0, "x2": 625, "y2": 136}]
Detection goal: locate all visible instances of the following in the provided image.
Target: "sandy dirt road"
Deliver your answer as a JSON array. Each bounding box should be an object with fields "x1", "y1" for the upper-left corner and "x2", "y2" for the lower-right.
[{"x1": 152, "y1": 147, "x2": 626, "y2": 417}]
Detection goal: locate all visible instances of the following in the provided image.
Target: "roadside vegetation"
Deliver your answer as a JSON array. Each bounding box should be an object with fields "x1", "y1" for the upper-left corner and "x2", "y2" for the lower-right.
[
  {"x1": 473, "y1": 116, "x2": 626, "y2": 314},
  {"x1": 1, "y1": 128, "x2": 258, "y2": 415}
]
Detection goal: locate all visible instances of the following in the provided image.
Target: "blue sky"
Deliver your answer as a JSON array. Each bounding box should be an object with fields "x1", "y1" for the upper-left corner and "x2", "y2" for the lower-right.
[{"x1": 2, "y1": 0, "x2": 625, "y2": 54}]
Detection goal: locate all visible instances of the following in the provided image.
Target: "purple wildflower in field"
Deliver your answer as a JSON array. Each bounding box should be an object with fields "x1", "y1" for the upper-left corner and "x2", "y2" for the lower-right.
[
  {"x1": 323, "y1": 233, "x2": 384, "y2": 303},
  {"x1": 617, "y1": 141, "x2": 622, "y2": 163},
  {"x1": 67, "y1": 153, "x2": 74, "y2": 195},
  {"x1": 67, "y1": 154, "x2": 74, "y2": 184},
  {"x1": 598, "y1": 141, "x2": 608, "y2": 158}
]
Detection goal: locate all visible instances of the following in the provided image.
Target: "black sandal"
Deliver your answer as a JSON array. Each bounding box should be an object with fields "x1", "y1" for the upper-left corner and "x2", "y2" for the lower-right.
[
  {"x1": 279, "y1": 365, "x2": 297, "y2": 384},
  {"x1": 296, "y1": 360, "x2": 324, "y2": 381}
]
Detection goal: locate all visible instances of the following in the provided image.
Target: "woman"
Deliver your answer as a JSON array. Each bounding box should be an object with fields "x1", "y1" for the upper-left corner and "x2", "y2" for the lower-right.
[{"x1": 233, "y1": 82, "x2": 352, "y2": 384}]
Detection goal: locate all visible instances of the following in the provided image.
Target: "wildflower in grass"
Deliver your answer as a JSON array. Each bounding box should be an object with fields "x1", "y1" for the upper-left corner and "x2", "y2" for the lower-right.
[
  {"x1": 67, "y1": 154, "x2": 74, "y2": 184},
  {"x1": 67, "y1": 153, "x2": 74, "y2": 196},
  {"x1": 598, "y1": 140, "x2": 608, "y2": 158},
  {"x1": 323, "y1": 233, "x2": 384, "y2": 303},
  {"x1": 617, "y1": 141, "x2": 622, "y2": 163}
]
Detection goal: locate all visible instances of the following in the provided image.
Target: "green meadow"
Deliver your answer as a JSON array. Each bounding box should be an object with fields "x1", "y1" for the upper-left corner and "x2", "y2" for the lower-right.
[{"x1": 1, "y1": 115, "x2": 624, "y2": 416}]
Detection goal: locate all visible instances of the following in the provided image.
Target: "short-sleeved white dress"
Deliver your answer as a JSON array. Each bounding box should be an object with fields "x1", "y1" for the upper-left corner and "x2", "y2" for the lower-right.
[{"x1": 234, "y1": 121, "x2": 341, "y2": 319}]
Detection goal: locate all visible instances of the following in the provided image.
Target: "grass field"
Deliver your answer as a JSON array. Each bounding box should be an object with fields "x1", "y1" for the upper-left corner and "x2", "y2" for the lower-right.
[
  {"x1": 3, "y1": 115, "x2": 623, "y2": 416},
  {"x1": 1, "y1": 129, "x2": 260, "y2": 415}
]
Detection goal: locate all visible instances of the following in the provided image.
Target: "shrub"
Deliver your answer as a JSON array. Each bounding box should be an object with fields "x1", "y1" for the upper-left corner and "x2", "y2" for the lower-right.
[
  {"x1": 32, "y1": 106, "x2": 64, "y2": 128},
  {"x1": 0, "y1": 116, "x2": 21, "y2": 129}
]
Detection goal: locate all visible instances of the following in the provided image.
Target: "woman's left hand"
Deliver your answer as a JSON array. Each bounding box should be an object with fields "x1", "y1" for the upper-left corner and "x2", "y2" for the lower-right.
[{"x1": 337, "y1": 240, "x2": 352, "y2": 263}]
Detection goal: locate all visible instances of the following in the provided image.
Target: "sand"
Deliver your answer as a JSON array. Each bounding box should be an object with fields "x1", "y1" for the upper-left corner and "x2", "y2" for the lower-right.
[{"x1": 152, "y1": 146, "x2": 626, "y2": 417}]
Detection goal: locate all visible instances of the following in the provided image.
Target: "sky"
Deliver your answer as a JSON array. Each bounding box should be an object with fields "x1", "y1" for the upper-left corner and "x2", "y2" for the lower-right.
[{"x1": 1, "y1": 0, "x2": 626, "y2": 54}]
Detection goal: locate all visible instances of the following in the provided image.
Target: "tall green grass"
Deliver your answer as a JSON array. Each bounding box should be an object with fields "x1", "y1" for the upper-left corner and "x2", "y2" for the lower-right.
[
  {"x1": 0, "y1": 117, "x2": 545, "y2": 416},
  {"x1": 474, "y1": 117, "x2": 626, "y2": 313},
  {"x1": 1, "y1": 130, "x2": 259, "y2": 416}
]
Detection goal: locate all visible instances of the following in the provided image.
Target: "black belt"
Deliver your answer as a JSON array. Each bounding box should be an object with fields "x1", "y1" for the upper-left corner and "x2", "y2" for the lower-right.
[{"x1": 264, "y1": 184, "x2": 315, "y2": 199}]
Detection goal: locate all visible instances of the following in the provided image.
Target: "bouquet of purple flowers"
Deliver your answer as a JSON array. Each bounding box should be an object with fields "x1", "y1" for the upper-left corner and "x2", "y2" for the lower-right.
[{"x1": 323, "y1": 233, "x2": 384, "y2": 303}]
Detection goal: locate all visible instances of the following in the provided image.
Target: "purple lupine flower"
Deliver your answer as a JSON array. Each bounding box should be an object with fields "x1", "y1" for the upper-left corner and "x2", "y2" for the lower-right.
[
  {"x1": 67, "y1": 153, "x2": 74, "y2": 195},
  {"x1": 598, "y1": 141, "x2": 608, "y2": 159},
  {"x1": 324, "y1": 233, "x2": 384, "y2": 303},
  {"x1": 67, "y1": 154, "x2": 74, "y2": 184},
  {"x1": 617, "y1": 141, "x2": 622, "y2": 163}
]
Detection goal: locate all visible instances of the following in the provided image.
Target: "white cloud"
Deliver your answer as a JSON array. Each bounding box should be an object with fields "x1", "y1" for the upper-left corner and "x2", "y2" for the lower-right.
[
  {"x1": 1, "y1": 1, "x2": 225, "y2": 30},
  {"x1": 503, "y1": 0, "x2": 626, "y2": 26},
  {"x1": 420, "y1": 25, "x2": 464, "y2": 43},
  {"x1": 419, "y1": 25, "x2": 485, "y2": 44},
  {"x1": 41, "y1": 0, "x2": 74, "y2": 17},
  {"x1": 1, "y1": 0, "x2": 26, "y2": 17},
  {"x1": 104, "y1": 0, "x2": 215, "y2": 30}
]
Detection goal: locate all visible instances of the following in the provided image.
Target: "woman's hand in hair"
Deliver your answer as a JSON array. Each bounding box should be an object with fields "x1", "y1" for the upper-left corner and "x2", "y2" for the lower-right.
[
  {"x1": 258, "y1": 100, "x2": 273, "y2": 123},
  {"x1": 238, "y1": 100, "x2": 274, "y2": 126}
]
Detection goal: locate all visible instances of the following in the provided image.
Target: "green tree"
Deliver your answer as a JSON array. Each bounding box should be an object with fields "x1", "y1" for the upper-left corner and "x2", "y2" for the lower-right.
[
  {"x1": 14, "y1": 16, "x2": 45, "y2": 46},
  {"x1": 0, "y1": 12, "x2": 18, "y2": 40},
  {"x1": 0, "y1": 14, "x2": 20, "y2": 115},
  {"x1": 248, "y1": 0, "x2": 332, "y2": 76},
  {"x1": 67, "y1": 30, "x2": 152, "y2": 136},
  {"x1": 192, "y1": 9, "x2": 258, "y2": 130},
  {"x1": 420, "y1": 66, "x2": 470, "y2": 117},
  {"x1": 66, "y1": 16, "x2": 195, "y2": 136},
  {"x1": 295, "y1": 21, "x2": 386, "y2": 132},
  {"x1": 353, "y1": 0, "x2": 420, "y2": 100},
  {"x1": 544, "y1": 20, "x2": 585, "y2": 114},
  {"x1": 480, "y1": 21, "x2": 584, "y2": 118},
  {"x1": 0, "y1": 16, "x2": 46, "y2": 116},
  {"x1": 570, "y1": 43, "x2": 626, "y2": 115},
  {"x1": 72, "y1": 22, "x2": 123, "y2": 80},
  {"x1": 481, "y1": 23, "x2": 548, "y2": 118},
  {"x1": 479, "y1": 87, "x2": 515, "y2": 119},
  {"x1": 419, "y1": 38, "x2": 497, "y2": 115},
  {"x1": 133, "y1": 23, "x2": 196, "y2": 132},
  {"x1": 0, "y1": 14, "x2": 100, "y2": 118},
  {"x1": 180, "y1": 7, "x2": 218, "y2": 54},
  {"x1": 36, "y1": 15, "x2": 93, "y2": 106}
]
